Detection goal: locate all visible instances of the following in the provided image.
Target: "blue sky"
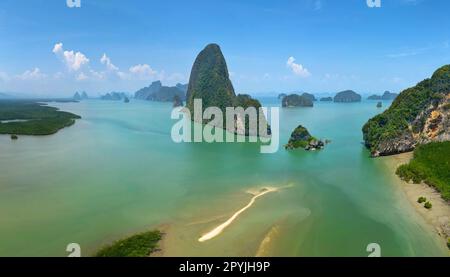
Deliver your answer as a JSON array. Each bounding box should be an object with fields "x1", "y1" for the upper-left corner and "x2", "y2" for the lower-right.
[{"x1": 0, "y1": 0, "x2": 449, "y2": 97}]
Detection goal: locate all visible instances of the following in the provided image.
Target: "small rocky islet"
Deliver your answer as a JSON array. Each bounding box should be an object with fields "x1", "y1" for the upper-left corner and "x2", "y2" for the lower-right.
[{"x1": 285, "y1": 125, "x2": 328, "y2": 151}]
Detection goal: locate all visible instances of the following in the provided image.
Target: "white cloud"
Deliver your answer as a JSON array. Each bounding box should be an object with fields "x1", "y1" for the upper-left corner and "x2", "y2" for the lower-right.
[
  {"x1": 119, "y1": 64, "x2": 158, "y2": 80},
  {"x1": 129, "y1": 64, "x2": 156, "y2": 76},
  {"x1": 100, "y1": 53, "x2": 118, "y2": 71},
  {"x1": 89, "y1": 69, "x2": 106, "y2": 80},
  {"x1": 76, "y1": 72, "x2": 88, "y2": 81},
  {"x1": 17, "y1": 68, "x2": 47, "y2": 81},
  {"x1": 286, "y1": 56, "x2": 311, "y2": 78},
  {"x1": 53, "y1": 42, "x2": 89, "y2": 71},
  {"x1": 64, "y1": 51, "x2": 89, "y2": 71},
  {"x1": 52, "y1": 43, "x2": 63, "y2": 54}
]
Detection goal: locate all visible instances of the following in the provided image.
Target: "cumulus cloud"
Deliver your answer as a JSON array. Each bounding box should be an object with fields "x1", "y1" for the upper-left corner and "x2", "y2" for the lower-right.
[
  {"x1": 53, "y1": 42, "x2": 89, "y2": 71},
  {"x1": 52, "y1": 43, "x2": 63, "y2": 54},
  {"x1": 100, "y1": 53, "x2": 118, "y2": 71},
  {"x1": 129, "y1": 64, "x2": 157, "y2": 77},
  {"x1": 17, "y1": 68, "x2": 47, "y2": 80},
  {"x1": 89, "y1": 69, "x2": 105, "y2": 80},
  {"x1": 286, "y1": 56, "x2": 311, "y2": 78},
  {"x1": 117, "y1": 64, "x2": 159, "y2": 80}
]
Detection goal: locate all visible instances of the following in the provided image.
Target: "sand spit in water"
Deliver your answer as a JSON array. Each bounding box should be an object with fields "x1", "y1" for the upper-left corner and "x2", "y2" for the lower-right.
[{"x1": 198, "y1": 186, "x2": 285, "y2": 242}]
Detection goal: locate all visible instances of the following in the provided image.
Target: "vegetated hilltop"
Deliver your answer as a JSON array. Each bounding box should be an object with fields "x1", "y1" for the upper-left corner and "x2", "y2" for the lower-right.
[{"x1": 363, "y1": 65, "x2": 450, "y2": 157}]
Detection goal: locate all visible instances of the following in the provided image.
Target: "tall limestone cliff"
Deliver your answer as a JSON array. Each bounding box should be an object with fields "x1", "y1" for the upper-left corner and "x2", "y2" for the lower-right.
[
  {"x1": 363, "y1": 65, "x2": 450, "y2": 157},
  {"x1": 186, "y1": 43, "x2": 269, "y2": 136},
  {"x1": 186, "y1": 44, "x2": 236, "y2": 113}
]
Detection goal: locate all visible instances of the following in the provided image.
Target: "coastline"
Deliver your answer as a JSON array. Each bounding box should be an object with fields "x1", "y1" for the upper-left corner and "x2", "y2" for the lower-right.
[
  {"x1": 150, "y1": 224, "x2": 170, "y2": 257},
  {"x1": 381, "y1": 152, "x2": 450, "y2": 252}
]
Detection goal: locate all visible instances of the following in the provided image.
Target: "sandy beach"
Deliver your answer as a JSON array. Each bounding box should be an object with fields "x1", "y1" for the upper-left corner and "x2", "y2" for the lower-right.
[{"x1": 381, "y1": 153, "x2": 450, "y2": 252}]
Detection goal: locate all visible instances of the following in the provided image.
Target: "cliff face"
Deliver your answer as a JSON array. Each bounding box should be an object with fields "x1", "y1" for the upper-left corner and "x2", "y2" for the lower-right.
[
  {"x1": 363, "y1": 65, "x2": 450, "y2": 157},
  {"x1": 186, "y1": 43, "x2": 269, "y2": 137},
  {"x1": 186, "y1": 44, "x2": 236, "y2": 113}
]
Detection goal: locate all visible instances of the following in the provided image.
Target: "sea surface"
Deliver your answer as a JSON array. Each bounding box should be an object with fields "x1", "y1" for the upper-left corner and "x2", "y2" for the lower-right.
[{"x1": 0, "y1": 98, "x2": 448, "y2": 257}]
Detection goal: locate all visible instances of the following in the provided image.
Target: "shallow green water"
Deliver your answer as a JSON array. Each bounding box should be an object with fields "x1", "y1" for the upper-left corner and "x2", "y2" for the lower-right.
[{"x1": 0, "y1": 99, "x2": 447, "y2": 256}]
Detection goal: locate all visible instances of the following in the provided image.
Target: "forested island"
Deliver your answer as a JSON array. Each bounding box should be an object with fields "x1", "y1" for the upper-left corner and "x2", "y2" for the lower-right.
[
  {"x1": 334, "y1": 90, "x2": 362, "y2": 102},
  {"x1": 285, "y1": 125, "x2": 327, "y2": 151},
  {"x1": 301, "y1": 92, "x2": 317, "y2": 102},
  {"x1": 281, "y1": 94, "x2": 314, "y2": 107},
  {"x1": 0, "y1": 101, "x2": 80, "y2": 136},
  {"x1": 185, "y1": 43, "x2": 270, "y2": 136}
]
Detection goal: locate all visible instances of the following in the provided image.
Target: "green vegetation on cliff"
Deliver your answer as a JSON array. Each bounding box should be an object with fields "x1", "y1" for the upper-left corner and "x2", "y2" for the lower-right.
[
  {"x1": 396, "y1": 142, "x2": 450, "y2": 201},
  {"x1": 285, "y1": 125, "x2": 326, "y2": 151},
  {"x1": 0, "y1": 101, "x2": 80, "y2": 135},
  {"x1": 186, "y1": 43, "x2": 236, "y2": 113},
  {"x1": 94, "y1": 230, "x2": 162, "y2": 257},
  {"x1": 362, "y1": 65, "x2": 450, "y2": 154},
  {"x1": 185, "y1": 43, "x2": 269, "y2": 135},
  {"x1": 286, "y1": 125, "x2": 315, "y2": 148}
]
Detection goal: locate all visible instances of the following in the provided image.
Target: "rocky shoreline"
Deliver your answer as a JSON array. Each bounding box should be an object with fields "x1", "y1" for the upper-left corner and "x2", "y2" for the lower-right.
[{"x1": 285, "y1": 125, "x2": 329, "y2": 151}]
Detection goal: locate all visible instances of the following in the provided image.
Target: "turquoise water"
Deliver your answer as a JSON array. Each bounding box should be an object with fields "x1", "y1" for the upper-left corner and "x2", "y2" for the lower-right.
[{"x1": 0, "y1": 99, "x2": 447, "y2": 257}]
